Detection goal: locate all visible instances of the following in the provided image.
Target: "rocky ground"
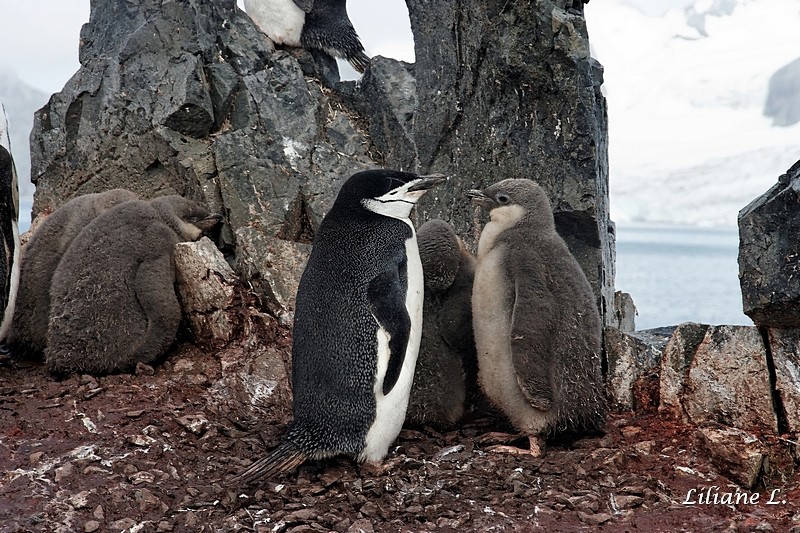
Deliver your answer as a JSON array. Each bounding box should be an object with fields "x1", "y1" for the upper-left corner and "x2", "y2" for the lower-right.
[{"x1": 2, "y1": 338, "x2": 799, "y2": 533}]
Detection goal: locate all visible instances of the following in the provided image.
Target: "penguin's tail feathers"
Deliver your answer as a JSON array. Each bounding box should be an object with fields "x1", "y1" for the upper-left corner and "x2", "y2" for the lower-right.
[{"x1": 234, "y1": 441, "x2": 307, "y2": 486}]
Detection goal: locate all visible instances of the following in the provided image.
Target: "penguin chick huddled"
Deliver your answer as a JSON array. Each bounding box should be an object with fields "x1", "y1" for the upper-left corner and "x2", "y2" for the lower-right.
[
  {"x1": 235, "y1": 169, "x2": 445, "y2": 484},
  {"x1": 45, "y1": 196, "x2": 221, "y2": 376},
  {"x1": 405, "y1": 219, "x2": 478, "y2": 430},
  {"x1": 0, "y1": 142, "x2": 19, "y2": 345},
  {"x1": 243, "y1": 0, "x2": 370, "y2": 73},
  {"x1": 4, "y1": 189, "x2": 139, "y2": 358},
  {"x1": 468, "y1": 179, "x2": 606, "y2": 457}
]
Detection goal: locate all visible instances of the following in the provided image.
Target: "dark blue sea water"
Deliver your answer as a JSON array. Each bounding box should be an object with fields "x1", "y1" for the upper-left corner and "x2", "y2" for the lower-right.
[{"x1": 615, "y1": 224, "x2": 752, "y2": 330}]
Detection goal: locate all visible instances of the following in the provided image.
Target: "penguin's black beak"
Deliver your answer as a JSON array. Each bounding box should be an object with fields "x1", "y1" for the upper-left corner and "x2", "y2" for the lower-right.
[
  {"x1": 468, "y1": 189, "x2": 495, "y2": 209},
  {"x1": 408, "y1": 174, "x2": 447, "y2": 192}
]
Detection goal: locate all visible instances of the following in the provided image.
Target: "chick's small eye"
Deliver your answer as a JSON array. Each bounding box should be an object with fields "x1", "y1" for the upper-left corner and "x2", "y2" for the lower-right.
[{"x1": 497, "y1": 194, "x2": 509, "y2": 204}]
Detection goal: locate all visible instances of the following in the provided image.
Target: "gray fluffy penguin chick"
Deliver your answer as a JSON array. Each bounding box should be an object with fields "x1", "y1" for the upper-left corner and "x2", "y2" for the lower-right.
[
  {"x1": 243, "y1": 0, "x2": 370, "y2": 73},
  {"x1": 45, "y1": 196, "x2": 221, "y2": 376},
  {"x1": 468, "y1": 179, "x2": 606, "y2": 457},
  {"x1": 235, "y1": 170, "x2": 445, "y2": 484},
  {"x1": 4, "y1": 189, "x2": 138, "y2": 358},
  {"x1": 0, "y1": 143, "x2": 19, "y2": 345},
  {"x1": 406, "y1": 219, "x2": 478, "y2": 430}
]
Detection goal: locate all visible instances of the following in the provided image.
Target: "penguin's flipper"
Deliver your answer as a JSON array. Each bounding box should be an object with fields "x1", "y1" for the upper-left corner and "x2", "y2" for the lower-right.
[
  {"x1": 510, "y1": 272, "x2": 554, "y2": 411},
  {"x1": 292, "y1": 0, "x2": 313, "y2": 13},
  {"x1": 367, "y1": 268, "x2": 411, "y2": 396},
  {"x1": 132, "y1": 237, "x2": 182, "y2": 363},
  {"x1": 234, "y1": 441, "x2": 307, "y2": 486}
]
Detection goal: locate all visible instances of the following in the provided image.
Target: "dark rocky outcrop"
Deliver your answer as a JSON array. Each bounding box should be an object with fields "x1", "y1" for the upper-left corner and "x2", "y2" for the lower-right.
[
  {"x1": 30, "y1": 0, "x2": 613, "y2": 327},
  {"x1": 738, "y1": 159, "x2": 800, "y2": 328},
  {"x1": 765, "y1": 57, "x2": 800, "y2": 127},
  {"x1": 403, "y1": 0, "x2": 614, "y2": 324}
]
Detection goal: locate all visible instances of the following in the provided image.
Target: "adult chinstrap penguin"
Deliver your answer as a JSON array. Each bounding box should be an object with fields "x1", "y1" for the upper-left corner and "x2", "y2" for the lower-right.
[
  {"x1": 235, "y1": 169, "x2": 445, "y2": 484},
  {"x1": 0, "y1": 141, "x2": 19, "y2": 346},
  {"x1": 468, "y1": 179, "x2": 606, "y2": 457},
  {"x1": 45, "y1": 196, "x2": 221, "y2": 375},
  {"x1": 243, "y1": 0, "x2": 370, "y2": 73}
]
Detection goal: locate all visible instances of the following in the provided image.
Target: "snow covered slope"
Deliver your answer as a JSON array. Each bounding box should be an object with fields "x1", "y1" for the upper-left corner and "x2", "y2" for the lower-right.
[{"x1": 587, "y1": 0, "x2": 800, "y2": 227}]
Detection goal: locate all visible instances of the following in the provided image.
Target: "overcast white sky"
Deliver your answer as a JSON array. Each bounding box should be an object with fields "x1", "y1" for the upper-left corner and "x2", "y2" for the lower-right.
[{"x1": 0, "y1": 0, "x2": 692, "y2": 94}]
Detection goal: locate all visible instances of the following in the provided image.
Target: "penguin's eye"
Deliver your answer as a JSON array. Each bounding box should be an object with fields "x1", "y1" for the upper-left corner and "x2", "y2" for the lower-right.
[{"x1": 496, "y1": 194, "x2": 510, "y2": 204}]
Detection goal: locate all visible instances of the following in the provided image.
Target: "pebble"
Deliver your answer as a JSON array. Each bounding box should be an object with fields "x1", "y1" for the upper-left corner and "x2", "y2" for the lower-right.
[
  {"x1": 172, "y1": 359, "x2": 195, "y2": 372},
  {"x1": 84, "y1": 520, "x2": 100, "y2": 533},
  {"x1": 615, "y1": 495, "x2": 644, "y2": 509},
  {"x1": 126, "y1": 434, "x2": 156, "y2": 447},
  {"x1": 93, "y1": 505, "x2": 104, "y2": 520},
  {"x1": 109, "y1": 519, "x2": 136, "y2": 531},
  {"x1": 135, "y1": 487, "x2": 167, "y2": 513},
  {"x1": 29, "y1": 451, "x2": 44, "y2": 465},
  {"x1": 633, "y1": 440, "x2": 655, "y2": 455},
  {"x1": 55, "y1": 462, "x2": 74, "y2": 482},
  {"x1": 578, "y1": 511, "x2": 613, "y2": 526},
  {"x1": 285, "y1": 508, "x2": 317, "y2": 522},
  {"x1": 130, "y1": 471, "x2": 156, "y2": 485},
  {"x1": 135, "y1": 362, "x2": 155, "y2": 376},
  {"x1": 347, "y1": 519, "x2": 374, "y2": 533},
  {"x1": 69, "y1": 490, "x2": 92, "y2": 509},
  {"x1": 176, "y1": 414, "x2": 210, "y2": 435},
  {"x1": 157, "y1": 520, "x2": 174, "y2": 532}
]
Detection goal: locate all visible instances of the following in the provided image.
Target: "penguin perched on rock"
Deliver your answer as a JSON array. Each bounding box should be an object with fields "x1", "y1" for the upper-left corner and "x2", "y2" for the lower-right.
[
  {"x1": 236, "y1": 169, "x2": 445, "y2": 484},
  {"x1": 0, "y1": 117, "x2": 19, "y2": 346},
  {"x1": 243, "y1": 0, "x2": 370, "y2": 73},
  {"x1": 3, "y1": 189, "x2": 139, "y2": 358},
  {"x1": 468, "y1": 179, "x2": 606, "y2": 457},
  {"x1": 45, "y1": 196, "x2": 221, "y2": 376},
  {"x1": 406, "y1": 219, "x2": 478, "y2": 430}
]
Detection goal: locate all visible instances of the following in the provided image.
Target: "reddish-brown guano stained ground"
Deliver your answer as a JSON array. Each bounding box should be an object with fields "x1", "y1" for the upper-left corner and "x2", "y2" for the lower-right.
[{"x1": 1, "y1": 337, "x2": 799, "y2": 533}]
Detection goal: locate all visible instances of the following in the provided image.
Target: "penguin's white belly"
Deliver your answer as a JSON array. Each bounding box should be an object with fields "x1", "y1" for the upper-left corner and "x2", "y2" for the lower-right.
[
  {"x1": 0, "y1": 219, "x2": 19, "y2": 338},
  {"x1": 361, "y1": 231, "x2": 423, "y2": 462},
  {"x1": 473, "y1": 246, "x2": 550, "y2": 433},
  {"x1": 243, "y1": 0, "x2": 305, "y2": 47}
]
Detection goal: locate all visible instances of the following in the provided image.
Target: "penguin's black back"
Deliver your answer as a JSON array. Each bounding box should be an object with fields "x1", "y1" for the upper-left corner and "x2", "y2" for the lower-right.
[
  {"x1": 288, "y1": 204, "x2": 412, "y2": 458},
  {"x1": 0, "y1": 146, "x2": 16, "y2": 328}
]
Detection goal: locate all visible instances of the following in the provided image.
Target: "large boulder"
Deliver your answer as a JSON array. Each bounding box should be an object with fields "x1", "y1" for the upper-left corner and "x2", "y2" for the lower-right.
[
  {"x1": 604, "y1": 327, "x2": 672, "y2": 412},
  {"x1": 738, "y1": 159, "x2": 800, "y2": 328},
  {"x1": 681, "y1": 326, "x2": 778, "y2": 434},
  {"x1": 767, "y1": 328, "x2": 800, "y2": 433},
  {"x1": 404, "y1": 0, "x2": 615, "y2": 325},
  {"x1": 30, "y1": 0, "x2": 373, "y2": 320},
  {"x1": 658, "y1": 322, "x2": 710, "y2": 419},
  {"x1": 30, "y1": 0, "x2": 613, "y2": 327}
]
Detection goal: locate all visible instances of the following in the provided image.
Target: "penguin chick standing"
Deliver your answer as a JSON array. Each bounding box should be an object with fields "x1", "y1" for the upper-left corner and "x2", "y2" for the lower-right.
[
  {"x1": 45, "y1": 196, "x2": 221, "y2": 375},
  {"x1": 236, "y1": 170, "x2": 445, "y2": 483},
  {"x1": 243, "y1": 0, "x2": 370, "y2": 73},
  {"x1": 468, "y1": 179, "x2": 606, "y2": 457},
  {"x1": 406, "y1": 219, "x2": 478, "y2": 430},
  {"x1": 4, "y1": 189, "x2": 139, "y2": 357}
]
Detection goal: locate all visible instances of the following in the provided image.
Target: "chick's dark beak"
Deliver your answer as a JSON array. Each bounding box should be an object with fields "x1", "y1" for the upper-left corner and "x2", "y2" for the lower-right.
[
  {"x1": 468, "y1": 189, "x2": 495, "y2": 209},
  {"x1": 408, "y1": 174, "x2": 447, "y2": 192},
  {"x1": 194, "y1": 213, "x2": 223, "y2": 233}
]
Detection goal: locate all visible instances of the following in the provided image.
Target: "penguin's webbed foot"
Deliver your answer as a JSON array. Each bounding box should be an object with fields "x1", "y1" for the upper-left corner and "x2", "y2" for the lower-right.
[{"x1": 484, "y1": 435, "x2": 546, "y2": 458}]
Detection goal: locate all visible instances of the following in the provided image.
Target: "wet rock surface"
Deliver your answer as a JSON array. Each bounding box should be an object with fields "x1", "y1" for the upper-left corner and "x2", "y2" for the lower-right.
[{"x1": 2, "y1": 347, "x2": 799, "y2": 532}]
